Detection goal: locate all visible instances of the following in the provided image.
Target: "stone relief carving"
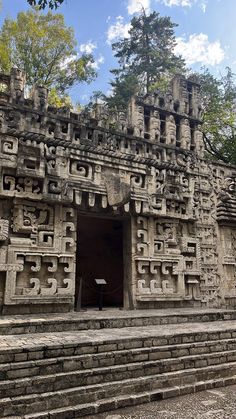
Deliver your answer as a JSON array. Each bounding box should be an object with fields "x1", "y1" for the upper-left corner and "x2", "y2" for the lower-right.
[
  {"x1": 0, "y1": 219, "x2": 9, "y2": 241},
  {"x1": 134, "y1": 216, "x2": 203, "y2": 303},
  {"x1": 166, "y1": 115, "x2": 176, "y2": 145},
  {"x1": 180, "y1": 118, "x2": 191, "y2": 150},
  {"x1": 0, "y1": 68, "x2": 236, "y2": 311}
]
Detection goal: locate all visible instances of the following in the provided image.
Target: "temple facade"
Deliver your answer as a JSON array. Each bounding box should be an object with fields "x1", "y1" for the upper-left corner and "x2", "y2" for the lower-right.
[{"x1": 0, "y1": 68, "x2": 236, "y2": 314}]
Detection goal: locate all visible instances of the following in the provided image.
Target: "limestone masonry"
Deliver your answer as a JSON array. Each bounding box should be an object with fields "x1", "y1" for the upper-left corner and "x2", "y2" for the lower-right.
[{"x1": 0, "y1": 68, "x2": 236, "y2": 314}]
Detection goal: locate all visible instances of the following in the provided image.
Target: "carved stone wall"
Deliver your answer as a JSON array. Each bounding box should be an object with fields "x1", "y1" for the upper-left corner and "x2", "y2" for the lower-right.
[{"x1": 0, "y1": 69, "x2": 236, "y2": 313}]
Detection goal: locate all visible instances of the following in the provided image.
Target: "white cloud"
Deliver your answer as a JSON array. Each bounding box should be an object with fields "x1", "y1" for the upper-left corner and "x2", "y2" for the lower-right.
[
  {"x1": 81, "y1": 94, "x2": 89, "y2": 102},
  {"x1": 157, "y1": 0, "x2": 207, "y2": 11},
  {"x1": 127, "y1": 0, "x2": 151, "y2": 14},
  {"x1": 79, "y1": 41, "x2": 97, "y2": 55},
  {"x1": 162, "y1": 0, "x2": 193, "y2": 5},
  {"x1": 175, "y1": 33, "x2": 225, "y2": 66},
  {"x1": 107, "y1": 16, "x2": 131, "y2": 44},
  {"x1": 59, "y1": 54, "x2": 78, "y2": 70},
  {"x1": 200, "y1": 1, "x2": 207, "y2": 12},
  {"x1": 91, "y1": 55, "x2": 105, "y2": 70},
  {"x1": 106, "y1": 87, "x2": 114, "y2": 97}
]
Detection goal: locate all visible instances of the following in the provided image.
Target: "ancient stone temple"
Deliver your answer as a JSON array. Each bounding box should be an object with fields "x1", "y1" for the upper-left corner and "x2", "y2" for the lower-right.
[{"x1": 0, "y1": 68, "x2": 236, "y2": 315}]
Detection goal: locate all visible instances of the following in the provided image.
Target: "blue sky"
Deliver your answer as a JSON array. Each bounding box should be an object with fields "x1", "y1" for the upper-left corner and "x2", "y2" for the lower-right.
[{"x1": 1, "y1": 0, "x2": 235, "y2": 104}]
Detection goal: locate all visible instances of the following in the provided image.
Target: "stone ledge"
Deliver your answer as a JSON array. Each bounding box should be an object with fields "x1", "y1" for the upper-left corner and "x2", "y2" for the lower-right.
[{"x1": 7, "y1": 376, "x2": 236, "y2": 419}]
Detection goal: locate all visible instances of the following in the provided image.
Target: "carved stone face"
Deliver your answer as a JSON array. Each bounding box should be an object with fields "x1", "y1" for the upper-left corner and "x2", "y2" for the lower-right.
[
  {"x1": 136, "y1": 106, "x2": 144, "y2": 128},
  {"x1": 119, "y1": 111, "x2": 126, "y2": 123},
  {"x1": 137, "y1": 106, "x2": 143, "y2": 115},
  {"x1": 195, "y1": 129, "x2": 203, "y2": 140},
  {"x1": 225, "y1": 177, "x2": 236, "y2": 193},
  {"x1": 180, "y1": 80, "x2": 188, "y2": 98},
  {"x1": 153, "y1": 110, "x2": 159, "y2": 119},
  {"x1": 195, "y1": 86, "x2": 200, "y2": 95},
  {"x1": 12, "y1": 69, "x2": 24, "y2": 92},
  {"x1": 38, "y1": 86, "x2": 48, "y2": 100},
  {"x1": 32, "y1": 86, "x2": 48, "y2": 110}
]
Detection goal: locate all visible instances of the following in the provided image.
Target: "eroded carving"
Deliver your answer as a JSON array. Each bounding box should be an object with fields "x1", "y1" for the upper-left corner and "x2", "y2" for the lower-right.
[{"x1": 0, "y1": 69, "x2": 235, "y2": 312}]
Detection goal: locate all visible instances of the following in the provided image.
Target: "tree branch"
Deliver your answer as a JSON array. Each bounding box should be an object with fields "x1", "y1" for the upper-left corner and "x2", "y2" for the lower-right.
[{"x1": 203, "y1": 132, "x2": 229, "y2": 163}]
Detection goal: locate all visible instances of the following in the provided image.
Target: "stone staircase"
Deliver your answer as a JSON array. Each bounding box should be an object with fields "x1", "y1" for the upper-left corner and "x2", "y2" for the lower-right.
[{"x1": 1, "y1": 309, "x2": 236, "y2": 418}]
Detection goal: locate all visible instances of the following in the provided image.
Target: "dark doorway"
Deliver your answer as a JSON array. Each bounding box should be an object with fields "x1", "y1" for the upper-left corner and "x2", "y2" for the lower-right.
[{"x1": 76, "y1": 215, "x2": 124, "y2": 308}]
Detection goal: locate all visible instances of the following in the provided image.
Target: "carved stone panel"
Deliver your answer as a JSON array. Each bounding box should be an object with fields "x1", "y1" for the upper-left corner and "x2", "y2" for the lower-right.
[
  {"x1": 4, "y1": 203, "x2": 76, "y2": 305},
  {"x1": 1, "y1": 68, "x2": 236, "y2": 311}
]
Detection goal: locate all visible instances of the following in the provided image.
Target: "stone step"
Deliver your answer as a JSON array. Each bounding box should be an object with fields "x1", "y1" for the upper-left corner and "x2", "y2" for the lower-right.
[
  {"x1": 19, "y1": 376, "x2": 236, "y2": 419},
  {"x1": 1, "y1": 320, "x2": 236, "y2": 365},
  {"x1": 1, "y1": 347, "x2": 236, "y2": 399},
  {"x1": 2, "y1": 319, "x2": 236, "y2": 417},
  {"x1": 1, "y1": 308, "x2": 235, "y2": 335},
  {"x1": 2, "y1": 362, "x2": 236, "y2": 417},
  {"x1": 1, "y1": 338, "x2": 236, "y2": 381}
]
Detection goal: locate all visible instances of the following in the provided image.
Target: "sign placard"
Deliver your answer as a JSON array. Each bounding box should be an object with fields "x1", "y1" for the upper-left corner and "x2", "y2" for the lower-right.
[{"x1": 95, "y1": 278, "x2": 107, "y2": 285}]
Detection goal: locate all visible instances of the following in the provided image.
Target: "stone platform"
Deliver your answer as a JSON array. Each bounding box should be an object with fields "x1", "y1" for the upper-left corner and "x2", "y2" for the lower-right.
[
  {"x1": 1, "y1": 309, "x2": 236, "y2": 418},
  {"x1": 0, "y1": 307, "x2": 236, "y2": 335}
]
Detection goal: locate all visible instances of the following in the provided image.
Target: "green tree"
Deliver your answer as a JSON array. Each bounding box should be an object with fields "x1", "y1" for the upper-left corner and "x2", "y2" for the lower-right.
[
  {"x1": 48, "y1": 88, "x2": 72, "y2": 108},
  {"x1": 0, "y1": 9, "x2": 96, "y2": 95},
  {"x1": 27, "y1": 0, "x2": 64, "y2": 10},
  {"x1": 106, "y1": 74, "x2": 139, "y2": 111},
  {"x1": 195, "y1": 67, "x2": 236, "y2": 164},
  {"x1": 110, "y1": 10, "x2": 185, "y2": 105}
]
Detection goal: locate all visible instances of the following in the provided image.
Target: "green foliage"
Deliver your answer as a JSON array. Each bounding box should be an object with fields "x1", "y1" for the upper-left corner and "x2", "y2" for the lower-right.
[
  {"x1": 0, "y1": 39, "x2": 11, "y2": 73},
  {"x1": 195, "y1": 67, "x2": 236, "y2": 164},
  {"x1": 86, "y1": 75, "x2": 140, "y2": 113},
  {"x1": 0, "y1": 9, "x2": 96, "y2": 94},
  {"x1": 110, "y1": 10, "x2": 185, "y2": 105},
  {"x1": 48, "y1": 87, "x2": 72, "y2": 108},
  {"x1": 83, "y1": 90, "x2": 106, "y2": 113},
  {"x1": 27, "y1": 0, "x2": 64, "y2": 10},
  {"x1": 108, "y1": 8, "x2": 236, "y2": 166},
  {"x1": 106, "y1": 74, "x2": 139, "y2": 111}
]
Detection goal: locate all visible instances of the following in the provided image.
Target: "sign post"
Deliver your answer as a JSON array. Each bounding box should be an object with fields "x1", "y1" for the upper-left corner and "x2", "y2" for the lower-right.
[
  {"x1": 75, "y1": 276, "x2": 83, "y2": 312},
  {"x1": 94, "y1": 279, "x2": 107, "y2": 311}
]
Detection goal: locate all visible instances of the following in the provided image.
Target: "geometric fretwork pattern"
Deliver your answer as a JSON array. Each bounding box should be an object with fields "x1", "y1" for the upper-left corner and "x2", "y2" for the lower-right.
[{"x1": 0, "y1": 68, "x2": 235, "y2": 311}]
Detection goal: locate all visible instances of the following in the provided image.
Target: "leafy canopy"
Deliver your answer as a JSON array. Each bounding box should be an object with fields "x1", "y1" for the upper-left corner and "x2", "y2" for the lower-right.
[
  {"x1": 105, "y1": 9, "x2": 236, "y2": 165},
  {"x1": 195, "y1": 67, "x2": 236, "y2": 164},
  {"x1": 110, "y1": 10, "x2": 185, "y2": 101},
  {"x1": 0, "y1": 9, "x2": 96, "y2": 94},
  {"x1": 4, "y1": 6, "x2": 236, "y2": 164},
  {"x1": 106, "y1": 74, "x2": 140, "y2": 111},
  {"x1": 27, "y1": 0, "x2": 64, "y2": 9},
  {"x1": 48, "y1": 87, "x2": 72, "y2": 108}
]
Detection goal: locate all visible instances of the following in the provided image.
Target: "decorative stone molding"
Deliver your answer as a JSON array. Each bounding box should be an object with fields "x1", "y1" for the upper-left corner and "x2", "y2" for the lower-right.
[{"x1": 0, "y1": 69, "x2": 235, "y2": 311}]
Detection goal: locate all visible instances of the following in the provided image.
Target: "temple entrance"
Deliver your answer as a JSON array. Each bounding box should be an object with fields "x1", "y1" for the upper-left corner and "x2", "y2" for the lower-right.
[{"x1": 76, "y1": 215, "x2": 125, "y2": 309}]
